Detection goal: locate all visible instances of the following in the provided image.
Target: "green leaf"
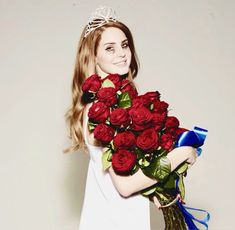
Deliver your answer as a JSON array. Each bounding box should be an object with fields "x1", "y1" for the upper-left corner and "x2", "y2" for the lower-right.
[
  {"x1": 153, "y1": 156, "x2": 171, "y2": 181},
  {"x1": 109, "y1": 140, "x2": 115, "y2": 151},
  {"x1": 175, "y1": 162, "x2": 188, "y2": 176},
  {"x1": 102, "y1": 79, "x2": 115, "y2": 88},
  {"x1": 135, "y1": 148, "x2": 144, "y2": 160},
  {"x1": 88, "y1": 121, "x2": 96, "y2": 131},
  {"x1": 105, "y1": 119, "x2": 110, "y2": 125},
  {"x1": 102, "y1": 149, "x2": 112, "y2": 171},
  {"x1": 130, "y1": 164, "x2": 140, "y2": 175},
  {"x1": 155, "y1": 186, "x2": 164, "y2": 193},
  {"x1": 141, "y1": 186, "x2": 157, "y2": 196},
  {"x1": 161, "y1": 174, "x2": 177, "y2": 190},
  {"x1": 118, "y1": 92, "x2": 132, "y2": 108},
  {"x1": 142, "y1": 156, "x2": 171, "y2": 181},
  {"x1": 156, "y1": 191, "x2": 172, "y2": 203},
  {"x1": 177, "y1": 174, "x2": 185, "y2": 200},
  {"x1": 138, "y1": 158, "x2": 150, "y2": 167}
]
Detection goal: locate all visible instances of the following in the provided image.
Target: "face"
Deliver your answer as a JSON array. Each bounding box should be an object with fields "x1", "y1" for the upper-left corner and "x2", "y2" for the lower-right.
[{"x1": 95, "y1": 27, "x2": 132, "y2": 78}]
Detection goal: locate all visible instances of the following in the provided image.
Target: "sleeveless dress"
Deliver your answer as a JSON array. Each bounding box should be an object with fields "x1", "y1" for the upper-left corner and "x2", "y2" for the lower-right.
[{"x1": 78, "y1": 115, "x2": 151, "y2": 230}]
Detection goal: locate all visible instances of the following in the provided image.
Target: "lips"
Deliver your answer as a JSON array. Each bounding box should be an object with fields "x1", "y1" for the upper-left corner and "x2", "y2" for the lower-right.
[{"x1": 115, "y1": 60, "x2": 127, "y2": 65}]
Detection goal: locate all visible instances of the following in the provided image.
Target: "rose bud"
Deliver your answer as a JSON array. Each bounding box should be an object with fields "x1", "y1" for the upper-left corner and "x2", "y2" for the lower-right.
[
  {"x1": 165, "y1": 116, "x2": 180, "y2": 129},
  {"x1": 153, "y1": 101, "x2": 169, "y2": 114},
  {"x1": 132, "y1": 95, "x2": 151, "y2": 108},
  {"x1": 151, "y1": 112, "x2": 167, "y2": 131},
  {"x1": 88, "y1": 101, "x2": 110, "y2": 123},
  {"x1": 113, "y1": 131, "x2": 136, "y2": 150},
  {"x1": 121, "y1": 79, "x2": 138, "y2": 100},
  {"x1": 129, "y1": 106, "x2": 153, "y2": 126},
  {"x1": 160, "y1": 133, "x2": 174, "y2": 151},
  {"x1": 136, "y1": 128, "x2": 159, "y2": 152},
  {"x1": 97, "y1": 87, "x2": 117, "y2": 107},
  {"x1": 82, "y1": 74, "x2": 102, "y2": 93},
  {"x1": 112, "y1": 149, "x2": 137, "y2": 175},
  {"x1": 94, "y1": 124, "x2": 115, "y2": 143},
  {"x1": 143, "y1": 91, "x2": 161, "y2": 102},
  {"x1": 110, "y1": 108, "x2": 130, "y2": 128}
]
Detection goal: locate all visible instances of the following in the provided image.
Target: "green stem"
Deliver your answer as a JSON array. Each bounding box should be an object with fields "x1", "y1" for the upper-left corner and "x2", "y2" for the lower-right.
[{"x1": 155, "y1": 193, "x2": 187, "y2": 230}]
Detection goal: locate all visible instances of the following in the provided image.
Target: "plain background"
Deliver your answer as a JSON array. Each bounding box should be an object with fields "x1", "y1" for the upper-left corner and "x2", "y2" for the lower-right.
[{"x1": 1, "y1": 0, "x2": 234, "y2": 229}]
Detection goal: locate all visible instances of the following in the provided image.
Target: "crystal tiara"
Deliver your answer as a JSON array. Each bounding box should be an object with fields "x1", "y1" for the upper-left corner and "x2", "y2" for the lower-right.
[{"x1": 83, "y1": 5, "x2": 117, "y2": 38}]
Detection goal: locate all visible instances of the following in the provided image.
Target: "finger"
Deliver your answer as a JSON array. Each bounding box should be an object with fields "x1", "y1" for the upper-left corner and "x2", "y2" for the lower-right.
[{"x1": 153, "y1": 196, "x2": 162, "y2": 209}]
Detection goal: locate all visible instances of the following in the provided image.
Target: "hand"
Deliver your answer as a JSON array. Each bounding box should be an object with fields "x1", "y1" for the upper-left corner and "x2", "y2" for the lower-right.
[
  {"x1": 185, "y1": 147, "x2": 197, "y2": 168},
  {"x1": 152, "y1": 196, "x2": 161, "y2": 210},
  {"x1": 152, "y1": 194, "x2": 186, "y2": 209}
]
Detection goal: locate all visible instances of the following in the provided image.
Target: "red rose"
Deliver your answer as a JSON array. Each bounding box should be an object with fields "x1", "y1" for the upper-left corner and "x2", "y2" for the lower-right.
[
  {"x1": 113, "y1": 131, "x2": 136, "y2": 150},
  {"x1": 143, "y1": 91, "x2": 160, "y2": 103},
  {"x1": 136, "y1": 128, "x2": 159, "y2": 152},
  {"x1": 102, "y1": 73, "x2": 122, "y2": 90},
  {"x1": 94, "y1": 124, "x2": 115, "y2": 143},
  {"x1": 110, "y1": 108, "x2": 130, "y2": 128},
  {"x1": 129, "y1": 106, "x2": 153, "y2": 130},
  {"x1": 165, "y1": 116, "x2": 180, "y2": 129},
  {"x1": 160, "y1": 133, "x2": 174, "y2": 151},
  {"x1": 168, "y1": 127, "x2": 188, "y2": 139},
  {"x1": 129, "y1": 106, "x2": 153, "y2": 125},
  {"x1": 88, "y1": 101, "x2": 110, "y2": 123},
  {"x1": 112, "y1": 149, "x2": 137, "y2": 175},
  {"x1": 151, "y1": 112, "x2": 167, "y2": 131},
  {"x1": 175, "y1": 127, "x2": 188, "y2": 137},
  {"x1": 97, "y1": 87, "x2": 117, "y2": 106},
  {"x1": 132, "y1": 95, "x2": 151, "y2": 109},
  {"x1": 82, "y1": 74, "x2": 102, "y2": 93},
  {"x1": 153, "y1": 101, "x2": 169, "y2": 113},
  {"x1": 121, "y1": 79, "x2": 138, "y2": 100}
]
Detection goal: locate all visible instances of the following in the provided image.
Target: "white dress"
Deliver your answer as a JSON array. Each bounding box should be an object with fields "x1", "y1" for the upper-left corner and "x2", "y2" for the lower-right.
[{"x1": 78, "y1": 115, "x2": 151, "y2": 230}]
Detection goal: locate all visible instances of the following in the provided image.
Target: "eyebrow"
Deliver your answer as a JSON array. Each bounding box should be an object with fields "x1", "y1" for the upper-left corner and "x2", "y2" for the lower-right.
[{"x1": 103, "y1": 39, "x2": 128, "y2": 46}]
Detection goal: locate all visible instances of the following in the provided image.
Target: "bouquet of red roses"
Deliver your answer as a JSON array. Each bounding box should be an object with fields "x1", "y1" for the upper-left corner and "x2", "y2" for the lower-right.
[{"x1": 81, "y1": 73, "x2": 209, "y2": 230}]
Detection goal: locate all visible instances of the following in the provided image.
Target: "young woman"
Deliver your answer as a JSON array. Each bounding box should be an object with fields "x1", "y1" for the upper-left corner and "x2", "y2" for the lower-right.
[{"x1": 64, "y1": 6, "x2": 197, "y2": 230}]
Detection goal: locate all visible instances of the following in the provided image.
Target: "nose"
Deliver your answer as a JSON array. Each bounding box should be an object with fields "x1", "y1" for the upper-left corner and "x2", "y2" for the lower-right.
[{"x1": 116, "y1": 46, "x2": 126, "y2": 57}]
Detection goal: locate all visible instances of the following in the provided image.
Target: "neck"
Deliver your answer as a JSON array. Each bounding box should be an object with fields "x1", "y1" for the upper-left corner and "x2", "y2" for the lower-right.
[{"x1": 95, "y1": 64, "x2": 129, "y2": 79}]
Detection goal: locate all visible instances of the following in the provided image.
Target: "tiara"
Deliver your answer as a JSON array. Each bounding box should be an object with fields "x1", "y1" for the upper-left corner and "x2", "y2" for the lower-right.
[{"x1": 83, "y1": 5, "x2": 117, "y2": 38}]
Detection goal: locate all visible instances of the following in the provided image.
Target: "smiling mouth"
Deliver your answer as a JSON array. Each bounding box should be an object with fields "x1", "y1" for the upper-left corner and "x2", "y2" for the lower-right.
[{"x1": 115, "y1": 60, "x2": 127, "y2": 65}]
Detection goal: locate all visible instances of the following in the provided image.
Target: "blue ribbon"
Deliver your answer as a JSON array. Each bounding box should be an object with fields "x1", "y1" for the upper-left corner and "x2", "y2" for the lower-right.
[
  {"x1": 175, "y1": 126, "x2": 208, "y2": 156},
  {"x1": 176, "y1": 178, "x2": 210, "y2": 230},
  {"x1": 174, "y1": 126, "x2": 210, "y2": 229}
]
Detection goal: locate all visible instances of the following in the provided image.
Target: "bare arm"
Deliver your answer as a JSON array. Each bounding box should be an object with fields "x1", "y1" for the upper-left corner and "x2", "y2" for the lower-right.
[
  {"x1": 107, "y1": 146, "x2": 197, "y2": 197},
  {"x1": 83, "y1": 103, "x2": 197, "y2": 198}
]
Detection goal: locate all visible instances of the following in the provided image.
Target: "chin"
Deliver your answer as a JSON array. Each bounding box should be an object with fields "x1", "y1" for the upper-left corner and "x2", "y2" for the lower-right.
[{"x1": 113, "y1": 68, "x2": 129, "y2": 75}]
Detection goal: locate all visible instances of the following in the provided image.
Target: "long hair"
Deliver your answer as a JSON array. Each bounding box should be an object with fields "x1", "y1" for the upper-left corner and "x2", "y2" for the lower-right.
[{"x1": 63, "y1": 21, "x2": 140, "y2": 154}]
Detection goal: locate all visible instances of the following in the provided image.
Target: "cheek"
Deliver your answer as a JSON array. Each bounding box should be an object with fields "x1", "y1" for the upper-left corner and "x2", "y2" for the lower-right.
[
  {"x1": 127, "y1": 50, "x2": 132, "y2": 63},
  {"x1": 98, "y1": 54, "x2": 113, "y2": 66}
]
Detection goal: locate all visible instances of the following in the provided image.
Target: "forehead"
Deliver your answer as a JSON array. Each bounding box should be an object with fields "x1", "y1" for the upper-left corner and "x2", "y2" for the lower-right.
[{"x1": 100, "y1": 27, "x2": 127, "y2": 44}]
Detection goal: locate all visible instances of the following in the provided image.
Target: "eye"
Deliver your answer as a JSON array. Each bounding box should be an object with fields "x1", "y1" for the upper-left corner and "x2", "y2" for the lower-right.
[
  {"x1": 105, "y1": 47, "x2": 114, "y2": 52},
  {"x1": 122, "y1": 43, "x2": 129, "y2": 48}
]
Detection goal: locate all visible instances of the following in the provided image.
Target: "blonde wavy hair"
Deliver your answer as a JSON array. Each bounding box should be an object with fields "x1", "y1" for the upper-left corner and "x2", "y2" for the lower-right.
[{"x1": 63, "y1": 21, "x2": 140, "y2": 154}]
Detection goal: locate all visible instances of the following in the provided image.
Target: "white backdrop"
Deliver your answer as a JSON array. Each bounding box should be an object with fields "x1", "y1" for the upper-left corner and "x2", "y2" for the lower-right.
[{"x1": 0, "y1": 0, "x2": 234, "y2": 229}]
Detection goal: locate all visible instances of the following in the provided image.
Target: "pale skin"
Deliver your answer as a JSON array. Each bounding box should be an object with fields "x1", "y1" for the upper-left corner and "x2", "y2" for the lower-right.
[
  {"x1": 83, "y1": 104, "x2": 197, "y2": 203},
  {"x1": 83, "y1": 27, "x2": 197, "y2": 208}
]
